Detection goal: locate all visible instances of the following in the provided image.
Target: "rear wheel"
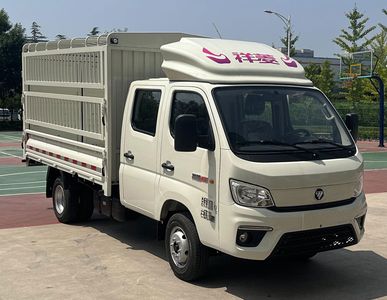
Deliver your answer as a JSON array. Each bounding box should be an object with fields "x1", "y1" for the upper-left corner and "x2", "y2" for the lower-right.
[
  {"x1": 165, "y1": 213, "x2": 208, "y2": 281},
  {"x1": 52, "y1": 177, "x2": 79, "y2": 223}
]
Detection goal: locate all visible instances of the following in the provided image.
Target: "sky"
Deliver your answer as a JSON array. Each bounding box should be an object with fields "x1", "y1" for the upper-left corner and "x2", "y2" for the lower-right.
[{"x1": 1, "y1": 0, "x2": 385, "y2": 57}]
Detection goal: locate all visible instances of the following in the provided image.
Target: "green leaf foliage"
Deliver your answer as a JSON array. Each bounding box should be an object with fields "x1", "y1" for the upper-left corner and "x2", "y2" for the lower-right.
[
  {"x1": 88, "y1": 27, "x2": 100, "y2": 36},
  {"x1": 0, "y1": 9, "x2": 11, "y2": 34},
  {"x1": 379, "y1": 8, "x2": 386, "y2": 32},
  {"x1": 0, "y1": 9, "x2": 26, "y2": 107},
  {"x1": 280, "y1": 26, "x2": 299, "y2": 57},
  {"x1": 55, "y1": 34, "x2": 66, "y2": 40},
  {"x1": 319, "y1": 61, "x2": 336, "y2": 99},
  {"x1": 304, "y1": 62, "x2": 336, "y2": 99},
  {"x1": 333, "y1": 6, "x2": 376, "y2": 52},
  {"x1": 333, "y1": 6, "x2": 378, "y2": 103},
  {"x1": 27, "y1": 21, "x2": 47, "y2": 43},
  {"x1": 373, "y1": 9, "x2": 387, "y2": 79}
]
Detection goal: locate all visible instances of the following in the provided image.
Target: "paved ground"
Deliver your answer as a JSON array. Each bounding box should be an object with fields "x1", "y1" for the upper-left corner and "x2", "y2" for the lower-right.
[
  {"x1": 0, "y1": 132, "x2": 386, "y2": 299},
  {"x1": 358, "y1": 141, "x2": 387, "y2": 194},
  {"x1": 0, "y1": 132, "x2": 47, "y2": 197},
  {"x1": 0, "y1": 193, "x2": 385, "y2": 300},
  {"x1": 0, "y1": 194, "x2": 57, "y2": 229}
]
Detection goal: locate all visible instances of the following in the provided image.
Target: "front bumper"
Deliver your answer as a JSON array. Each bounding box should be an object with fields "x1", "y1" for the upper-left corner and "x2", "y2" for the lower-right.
[{"x1": 219, "y1": 192, "x2": 367, "y2": 260}]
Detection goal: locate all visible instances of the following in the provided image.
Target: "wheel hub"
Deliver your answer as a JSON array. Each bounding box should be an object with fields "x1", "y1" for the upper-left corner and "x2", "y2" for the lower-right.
[
  {"x1": 54, "y1": 184, "x2": 65, "y2": 214},
  {"x1": 169, "y1": 226, "x2": 189, "y2": 268}
]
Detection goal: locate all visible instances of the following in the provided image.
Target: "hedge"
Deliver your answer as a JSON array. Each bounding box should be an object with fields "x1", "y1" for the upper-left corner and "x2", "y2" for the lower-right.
[
  {"x1": 0, "y1": 121, "x2": 22, "y2": 131},
  {"x1": 332, "y1": 101, "x2": 386, "y2": 127},
  {"x1": 332, "y1": 101, "x2": 386, "y2": 140}
]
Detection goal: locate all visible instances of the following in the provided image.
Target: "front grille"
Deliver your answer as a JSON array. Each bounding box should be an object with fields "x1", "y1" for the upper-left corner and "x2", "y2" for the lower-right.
[
  {"x1": 267, "y1": 197, "x2": 356, "y2": 213},
  {"x1": 270, "y1": 224, "x2": 357, "y2": 257}
]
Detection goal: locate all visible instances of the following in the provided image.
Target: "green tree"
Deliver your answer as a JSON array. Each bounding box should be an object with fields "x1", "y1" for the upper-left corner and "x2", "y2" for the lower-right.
[
  {"x1": 373, "y1": 9, "x2": 387, "y2": 78},
  {"x1": 371, "y1": 31, "x2": 386, "y2": 79},
  {"x1": 0, "y1": 9, "x2": 26, "y2": 108},
  {"x1": 367, "y1": 9, "x2": 387, "y2": 102},
  {"x1": 281, "y1": 26, "x2": 299, "y2": 57},
  {"x1": 28, "y1": 21, "x2": 47, "y2": 42},
  {"x1": 319, "y1": 61, "x2": 336, "y2": 99},
  {"x1": 333, "y1": 6, "x2": 377, "y2": 103},
  {"x1": 333, "y1": 6, "x2": 376, "y2": 52},
  {"x1": 55, "y1": 34, "x2": 66, "y2": 40},
  {"x1": 111, "y1": 27, "x2": 128, "y2": 33},
  {"x1": 0, "y1": 9, "x2": 11, "y2": 33},
  {"x1": 379, "y1": 8, "x2": 386, "y2": 32},
  {"x1": 304, "y1": 62, "x2": 336, "y2": 99},
  {"x1": 304, "y1": 63, "x2": 321, "y2": 86},
  {"x1": 88, "y1": 27, "x2": 100, "y2": 36}
]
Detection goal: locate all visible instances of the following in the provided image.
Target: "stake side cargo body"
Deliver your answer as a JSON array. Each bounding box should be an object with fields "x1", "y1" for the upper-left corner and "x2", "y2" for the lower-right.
[
  {"x1": 22, "y1": 33, "x2": 193, "y2": 196},
  {"x1": 22, "y1": 33, "x2": 367, "y2": 281}
]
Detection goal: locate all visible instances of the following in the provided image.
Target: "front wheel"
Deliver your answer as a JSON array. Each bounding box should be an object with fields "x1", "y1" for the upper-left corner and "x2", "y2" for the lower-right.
[{"x1": 165, "y1": 213, "x2": 208, "y2": 281}]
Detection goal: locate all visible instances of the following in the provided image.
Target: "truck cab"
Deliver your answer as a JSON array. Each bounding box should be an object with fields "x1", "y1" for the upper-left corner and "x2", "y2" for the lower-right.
[{"x1": 119, "y1": 38, "x2": 366, "y2": 279}]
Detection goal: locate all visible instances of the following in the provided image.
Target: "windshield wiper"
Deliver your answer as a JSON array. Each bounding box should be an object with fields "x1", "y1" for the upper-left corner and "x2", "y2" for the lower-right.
[
  {"x1": 294, "y1": 139, "x2": 353, "y2": 151},
  {"x1": 236, "y1": 140, "x2": 320, "y2": 158}
]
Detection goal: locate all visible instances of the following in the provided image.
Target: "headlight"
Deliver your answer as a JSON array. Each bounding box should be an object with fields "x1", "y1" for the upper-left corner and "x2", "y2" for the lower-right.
[
  {"x1": 230, "y1": 179, "x2": 274, "y2": 208},
  {"x1": 354, "y1": 173, "x2": 364, "y2": 197}
]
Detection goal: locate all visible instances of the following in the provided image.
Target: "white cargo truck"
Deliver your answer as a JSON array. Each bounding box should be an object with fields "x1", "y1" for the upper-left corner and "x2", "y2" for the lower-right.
[{"x1": 22, "y1": 33, "x2": 366, "y2": 281}]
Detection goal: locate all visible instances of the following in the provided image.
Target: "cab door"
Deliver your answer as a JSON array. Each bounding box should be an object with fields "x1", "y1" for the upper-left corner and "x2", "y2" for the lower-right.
[
  {"x1": 120, "y1": 86, "x2": 165, "y2": 217},
  {"x1": 158, "y1": 86, "x2": 220, "y2": 248}
]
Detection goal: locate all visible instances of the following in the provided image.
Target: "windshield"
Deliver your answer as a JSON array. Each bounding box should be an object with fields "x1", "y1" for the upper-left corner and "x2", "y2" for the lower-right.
[{"x1": 212, "y1": 86, "x2": 355, "y2": 162}]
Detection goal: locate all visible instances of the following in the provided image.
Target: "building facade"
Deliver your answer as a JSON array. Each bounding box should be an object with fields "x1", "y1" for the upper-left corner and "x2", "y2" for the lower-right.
[{"x1": 278, "y1": 47, "x2": 341, "y2": 81}]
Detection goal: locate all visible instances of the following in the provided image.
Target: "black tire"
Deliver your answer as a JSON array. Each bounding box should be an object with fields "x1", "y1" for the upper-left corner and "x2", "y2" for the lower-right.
[
  {"x1": 77, "y1": 186, "x2": 94, "y2": 222},
  {"x1": 52, "y1": 177, "x2": 79, "y2": 223},
  {"x1": 165, "y1": 212, "x2": 208, "y2": 281}
]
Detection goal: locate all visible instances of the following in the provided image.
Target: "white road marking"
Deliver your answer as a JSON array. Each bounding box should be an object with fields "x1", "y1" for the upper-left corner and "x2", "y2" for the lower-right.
[
  {"x1": 361, "y1": 151, "x2": 387, "y2": 154},
  {"x1": 0, "y1": 148, "x2": 22, "y2": 150},
  {"x1": 0, "y1": 181, "x2": 45, "y2": 186},
  {"x1": 0, "y1": 134, "x2": 20, "y2": 141},
  {"x1": 0, "y1": 171, "x2": 46, "y2": 177},
  {"x1": 0, "y1": 192, "x2": 45, "y2": 197},
  {"x1": 0, "y1": 185, "x2": 45, "y2": 191},
  {"x1": 0, "y1": 150, "x2": 23, "y2": 159}
]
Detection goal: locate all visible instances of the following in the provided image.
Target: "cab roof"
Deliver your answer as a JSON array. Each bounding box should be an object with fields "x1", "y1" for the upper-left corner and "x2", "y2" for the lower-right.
[{"x1": 161, "y1": 38, "x2": 312, "y2": 86}]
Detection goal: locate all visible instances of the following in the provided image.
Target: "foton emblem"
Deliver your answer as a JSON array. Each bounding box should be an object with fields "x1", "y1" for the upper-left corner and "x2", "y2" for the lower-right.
[{"x1": 314, "y1": 188, "x2": 324, "y2": 200}]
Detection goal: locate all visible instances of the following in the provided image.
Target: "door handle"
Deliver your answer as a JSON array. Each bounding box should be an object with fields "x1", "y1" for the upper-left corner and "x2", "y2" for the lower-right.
[
  {"x1": 161, "y1": 161, "x2": 174, "y2": 172},
  {"x1": 123, "y1": 151, "x2": 134, "y2": 160}
]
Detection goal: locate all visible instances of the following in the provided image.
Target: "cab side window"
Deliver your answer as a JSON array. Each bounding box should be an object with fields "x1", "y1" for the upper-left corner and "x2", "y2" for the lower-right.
[
  {"x1": 132, "y1": 89, "x2": 161, "y2": 136},
  {"x1": 170, "y1": 91, "x2": 213, "y2": 149}
]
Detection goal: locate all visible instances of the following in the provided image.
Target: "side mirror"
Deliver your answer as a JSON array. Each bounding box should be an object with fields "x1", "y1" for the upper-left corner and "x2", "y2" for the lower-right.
[
  {"x1": 345, "y1": 113, "x2": 359, "y2": 142},
  {"x1": 174, "y1": 114, "x2": 198, "y2": 152}
]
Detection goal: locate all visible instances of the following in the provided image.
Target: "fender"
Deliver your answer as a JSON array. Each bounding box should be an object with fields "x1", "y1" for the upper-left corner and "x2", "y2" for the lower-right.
[{"x1": 156, "y1": 187, "x2": 220, "y2": 249}]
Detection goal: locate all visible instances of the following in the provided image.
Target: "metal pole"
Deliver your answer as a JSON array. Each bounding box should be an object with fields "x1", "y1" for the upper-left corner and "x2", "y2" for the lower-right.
[
  {"x1": 372, "y1": 75, "x2": 385, "y2": 147},
  {"x1": 212, "y1": 22, "x2": 222, "y2": 39},
  {"x1": 264, "y1": 10, "x2": 291, "y2": 57},
  {"x1": 287, "y1": 16, "x2": 291, "y2": 57}
]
